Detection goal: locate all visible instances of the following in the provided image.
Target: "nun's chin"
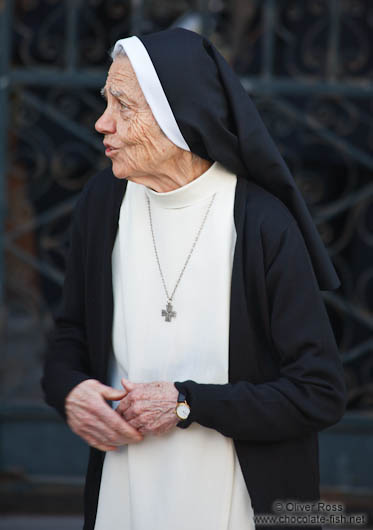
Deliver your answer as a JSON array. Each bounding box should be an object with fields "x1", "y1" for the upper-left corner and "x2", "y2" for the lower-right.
[
  {"x1": 111, "y1": 166, "x2": 128, "y2": 180},
  {"x1": 111, "y1": 159, "x2": 131, "y2": 180}
]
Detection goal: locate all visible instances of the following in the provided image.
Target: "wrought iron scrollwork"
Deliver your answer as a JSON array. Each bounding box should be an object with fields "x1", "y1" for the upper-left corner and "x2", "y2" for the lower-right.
[{"x1": 2, "y1": 0, "x2": 373, "y2": 408}]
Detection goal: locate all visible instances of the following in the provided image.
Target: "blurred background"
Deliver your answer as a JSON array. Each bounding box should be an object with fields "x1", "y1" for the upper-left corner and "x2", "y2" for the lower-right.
[{"x1": 0, "y1": 0, "x2": 373, "y2": 528}]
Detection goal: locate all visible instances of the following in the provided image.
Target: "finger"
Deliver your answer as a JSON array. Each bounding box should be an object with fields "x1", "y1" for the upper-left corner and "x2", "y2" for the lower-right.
[
  {"x1": 115, "y1": 395, "x2": 132, "y2": 415},
  {"x1": 72, "y1": 414, "x2": 120, "y2": 444},
  {"x1": 92, "y1": 394, "x2": 129, "y2": 425},
  {"x1": 93, "y1": 442, "x2": 118, "y2": 451},
  {"x1": 136, "y1": 426, "x2": 148, "y2": 436},
  {"x1": 99, "y1": 405, "x2": 144, "y2": 440},
  {"x1": 127, "y1": 416, "x2": 144, "y2": 430},
  {"x1": 85, "y1": 434, "x2": 118, "y2": 452},
  {"x1": 68, "y1": 402, "x2": 131, "y2": 443},
  {"x1": 119, "y1": 403, "x2": 142, "y2": 422},
  {"x1": 81, "y1": 416, "x2": 140, "y2": 447},
  {"x1": 119, "y1": 408, "x2": 134, "y2": 422},
  {"x1": 127, "y1": 417, "x2": 149, "y2": 435},
  {"x1": 100, "y1": 384, "x2": 128, "y2": 401},
  {"x1": 121, "y1": 378, "x2": 136, "y2": 392}
]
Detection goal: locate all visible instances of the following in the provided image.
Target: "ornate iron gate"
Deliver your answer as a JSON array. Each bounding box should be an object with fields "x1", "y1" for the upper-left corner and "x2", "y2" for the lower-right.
[{"x1": 1, "y1": 0, "x2": 373, "y2": 491}]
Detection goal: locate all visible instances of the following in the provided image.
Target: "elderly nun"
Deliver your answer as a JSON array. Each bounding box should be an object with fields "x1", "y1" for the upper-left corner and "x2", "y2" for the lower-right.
[{"x1": 41, "y1": 28, "x2": 347, "y2": 530}]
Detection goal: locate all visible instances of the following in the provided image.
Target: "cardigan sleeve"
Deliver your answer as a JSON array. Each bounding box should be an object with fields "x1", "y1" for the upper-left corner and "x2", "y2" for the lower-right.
[
  {"x1": 174, "y1": 218, "x2": 347, "y2": 441},
  {"x1": 40, "y1": 189, "x2": 93, "y2": 421}
]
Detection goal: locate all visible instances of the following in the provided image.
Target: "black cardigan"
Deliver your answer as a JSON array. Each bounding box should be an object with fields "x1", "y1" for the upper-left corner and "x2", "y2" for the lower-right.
[{"x1": 41, "y1": 167, "x2": 347, "y2": 530}]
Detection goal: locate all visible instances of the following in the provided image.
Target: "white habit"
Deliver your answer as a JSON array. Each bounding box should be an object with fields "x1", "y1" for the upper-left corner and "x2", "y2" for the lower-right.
[{"x1": 94, "y1": 161, "x2": 256, "y2": 530}]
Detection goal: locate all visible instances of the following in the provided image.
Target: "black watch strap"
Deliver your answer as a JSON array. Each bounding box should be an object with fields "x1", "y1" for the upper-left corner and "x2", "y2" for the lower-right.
[{"x1": 177, "y1": 391, "x2": 186, "y2": 403}]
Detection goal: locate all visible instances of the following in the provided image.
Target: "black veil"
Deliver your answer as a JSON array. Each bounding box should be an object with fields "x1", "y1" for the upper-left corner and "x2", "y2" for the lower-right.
[{"x1": 131, "y1": 28, "x2": 339, "y2": 291}]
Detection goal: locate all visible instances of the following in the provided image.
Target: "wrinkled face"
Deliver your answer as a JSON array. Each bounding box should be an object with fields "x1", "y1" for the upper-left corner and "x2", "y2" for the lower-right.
[{"x1": 95, "y1": 55, "x2": 178, "y2": 180}]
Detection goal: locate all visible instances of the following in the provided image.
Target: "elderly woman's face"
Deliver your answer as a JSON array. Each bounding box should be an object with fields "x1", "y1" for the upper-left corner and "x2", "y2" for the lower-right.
[{"x1": 95, "y1": 56, "x2": 177, "y2": 179}]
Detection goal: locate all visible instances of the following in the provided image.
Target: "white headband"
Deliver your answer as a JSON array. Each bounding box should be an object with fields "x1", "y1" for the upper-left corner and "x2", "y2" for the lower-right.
[{"x1": 112, "y1": 36, "x2": 190, "y2": 152}]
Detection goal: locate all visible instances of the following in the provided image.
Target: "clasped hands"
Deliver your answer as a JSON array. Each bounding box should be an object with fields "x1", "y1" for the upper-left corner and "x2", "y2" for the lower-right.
[{"x1": 65, "y1": 377, "x2": 180, "y2": 452}]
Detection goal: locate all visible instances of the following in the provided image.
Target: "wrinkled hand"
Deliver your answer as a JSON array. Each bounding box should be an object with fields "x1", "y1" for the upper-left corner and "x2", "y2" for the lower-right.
[
  {"x1": 65, "y1": 379, "x2": 144, "y2": 451},
  {"x1": 115, "y1": 378, "x2": 180, "y2": 436}
]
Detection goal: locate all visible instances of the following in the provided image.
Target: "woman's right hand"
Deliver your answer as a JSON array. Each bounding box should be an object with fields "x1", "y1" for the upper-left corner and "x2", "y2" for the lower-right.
[{"x1": 65, "y1": 378, "x2": 144, "y2": 451}]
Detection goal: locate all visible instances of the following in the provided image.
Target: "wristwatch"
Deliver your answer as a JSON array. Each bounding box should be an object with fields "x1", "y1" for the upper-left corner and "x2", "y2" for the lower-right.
[{"x1": 175, "y1": 390, "x2": 190, "y2": 421}]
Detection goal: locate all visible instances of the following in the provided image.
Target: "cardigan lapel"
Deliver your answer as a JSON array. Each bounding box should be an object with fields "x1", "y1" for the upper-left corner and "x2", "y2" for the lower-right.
[
  {"x1": 229, "y1": 176, "x2": 254, "y2": 384},
  {"x1": 99, "y1": 174, "x2": 128, "y2": 383}
]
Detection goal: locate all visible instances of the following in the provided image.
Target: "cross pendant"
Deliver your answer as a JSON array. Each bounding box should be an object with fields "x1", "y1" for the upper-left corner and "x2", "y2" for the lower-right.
[{"x1": 161, "y1": 301, "x2": 176, "y2": 322}]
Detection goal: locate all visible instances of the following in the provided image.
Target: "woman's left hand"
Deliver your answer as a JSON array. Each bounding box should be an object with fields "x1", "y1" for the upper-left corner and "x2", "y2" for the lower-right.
[{"x1": 115, "y1": 378, "x2": 180, "y2": 436}]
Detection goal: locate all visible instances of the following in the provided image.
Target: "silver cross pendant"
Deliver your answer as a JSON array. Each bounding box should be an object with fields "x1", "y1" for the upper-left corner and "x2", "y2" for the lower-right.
[{"x1": 161, "y1": 301, "x2": 176, "y2": 322}]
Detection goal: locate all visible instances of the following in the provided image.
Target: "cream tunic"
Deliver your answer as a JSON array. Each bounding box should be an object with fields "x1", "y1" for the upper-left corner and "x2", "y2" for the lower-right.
[{"x1": 94, "y1": 161, "x2": 255, "y2": 530}]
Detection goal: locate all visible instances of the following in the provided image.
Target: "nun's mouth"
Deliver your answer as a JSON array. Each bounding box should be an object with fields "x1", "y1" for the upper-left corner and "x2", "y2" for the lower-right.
[{"x1": 104, "y1": 143, "x2": 119, "y2": 156}]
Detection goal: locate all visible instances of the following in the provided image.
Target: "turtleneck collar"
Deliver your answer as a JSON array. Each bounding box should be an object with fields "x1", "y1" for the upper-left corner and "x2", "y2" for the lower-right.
[{"x1": 143, "y1": 161, "x2": 233, "y2": 209}]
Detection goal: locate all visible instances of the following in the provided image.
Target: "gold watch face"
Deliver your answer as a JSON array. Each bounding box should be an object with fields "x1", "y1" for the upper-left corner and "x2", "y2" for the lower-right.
[{"x1": 176, "y1": 403, "x2": 190, "y2": 420}]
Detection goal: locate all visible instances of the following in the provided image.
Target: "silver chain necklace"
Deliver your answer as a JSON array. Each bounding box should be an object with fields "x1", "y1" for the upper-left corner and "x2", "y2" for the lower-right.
[{"x1": 146, "y1": 192, "x2": 216, "y2": 322}]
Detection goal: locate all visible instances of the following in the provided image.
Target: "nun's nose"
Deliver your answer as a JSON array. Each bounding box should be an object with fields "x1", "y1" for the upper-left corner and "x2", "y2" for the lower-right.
[{"x1": 95, "y1": 107, "x2": 116, "y2": 135}]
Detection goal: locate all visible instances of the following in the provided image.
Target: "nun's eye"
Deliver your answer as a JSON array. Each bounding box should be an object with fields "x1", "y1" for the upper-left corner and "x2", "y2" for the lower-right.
[{"x1": 119, "y1": 101, "x2": 128, "y2": 110}]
